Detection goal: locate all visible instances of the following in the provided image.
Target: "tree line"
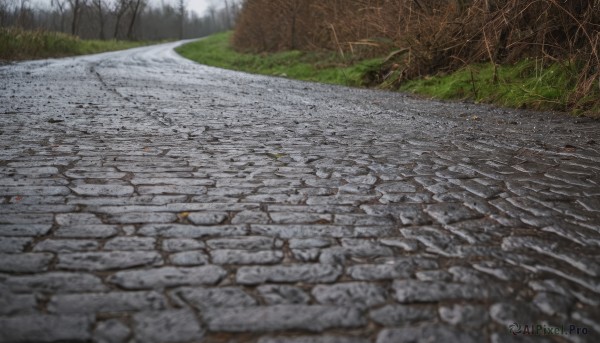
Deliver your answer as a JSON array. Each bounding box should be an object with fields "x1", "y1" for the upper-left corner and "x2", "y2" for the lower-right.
[{"x1": 0, "y1": 0, "x2": 240, "y2": 40}]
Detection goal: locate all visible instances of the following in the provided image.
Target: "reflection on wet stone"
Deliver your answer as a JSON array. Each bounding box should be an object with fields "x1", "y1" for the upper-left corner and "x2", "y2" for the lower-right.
[{"x1": 1, "y1": 39, "x2": 599, "y2": 342}]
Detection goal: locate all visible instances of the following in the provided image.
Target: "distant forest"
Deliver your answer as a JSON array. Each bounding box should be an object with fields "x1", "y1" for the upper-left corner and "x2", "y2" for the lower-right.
[{"x1": 0, "y1": 0, "x2": 240, "y2": 40}]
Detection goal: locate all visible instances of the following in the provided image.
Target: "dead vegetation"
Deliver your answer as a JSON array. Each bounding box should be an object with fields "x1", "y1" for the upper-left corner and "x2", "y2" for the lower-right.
[{"x1": 233, "y1": 0, "x2": 599, "y2": 112}]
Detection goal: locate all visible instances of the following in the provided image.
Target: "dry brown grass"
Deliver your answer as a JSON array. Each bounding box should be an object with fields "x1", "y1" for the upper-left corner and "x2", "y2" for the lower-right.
[{"x1": 233, "y1": 0, "x2": 599, "y2": 112}]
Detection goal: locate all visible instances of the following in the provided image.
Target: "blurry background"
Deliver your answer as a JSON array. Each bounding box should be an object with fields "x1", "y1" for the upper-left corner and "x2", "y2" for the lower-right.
[{"x1": 0, "y1": 0, "x2": 240, "y2": 40}]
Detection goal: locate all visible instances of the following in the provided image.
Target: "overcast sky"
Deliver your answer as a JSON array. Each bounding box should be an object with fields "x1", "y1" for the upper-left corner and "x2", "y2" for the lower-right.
[
  {"x1": 33, "y1": 0, "x2": 221, "y2": 17},
  {"x1": 182, "y1": 0, "x2": 215, "y2": 16}
]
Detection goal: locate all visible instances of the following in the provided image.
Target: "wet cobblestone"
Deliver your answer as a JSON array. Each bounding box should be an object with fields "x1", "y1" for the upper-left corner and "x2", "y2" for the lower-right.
[{"x1": 1, "y1": 41, "x2": 599, "y2": 342}]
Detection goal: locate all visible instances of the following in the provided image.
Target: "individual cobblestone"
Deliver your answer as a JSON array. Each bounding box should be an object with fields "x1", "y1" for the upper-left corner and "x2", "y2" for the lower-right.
[
  {"x1": 70, "y1": 182, "x2": 134, "y2": 196},
  {"x1": 0, "y1": 213, "x2": 54, "y2": 224},
  {"x1": 312, "y1": 282, "x2": 388, "y2": 308},
  {"x1": 3, "y1": 272, "x2": 107, "y2": 293},
  {"x1": 0, "y1": 253, "x2": 53, "y2": 273},
  {"x1": 379, "y1": 238, "x2": 418, "y2": 251},
  {"x1": 237, "y1": 264, "x2": 342, "y2": 284},
  {"x1": 347, "y1": 258, "x2": 439, "y2": 281},
  {"x1": 292, "y1": 248, "x2": 320, "y2": 262},
  {"x1": 0, "y1": 186, "x2": 71, "y2": 196},
  {"x1": 108, "y1": 212, "x2": 177, "y2": 224},
  {"x1": 138, "y1": 185, "x2": 206, "y2": 195},
  {"x1": 162, "y1": 238, "x2": 205, "y2": 252},
  {"x1": 204, "y1": 305, "x2": 366, "y2": 332},
  {"x1": 108, "y1": 266, "x2": 227, "y2": 289},
  {"x1": 139, "y1": 224, "x2": 248, "y2": 238},
  {"x1": 206, "y1": 236, "x2": 280, "y2": 250},
  {"x1": 56, "y1": 213, "x2": 102, "y2": 226},
  {"x1": 0, "y1": 293, "x2": 37, "y2": 315},
  {"x1": 270, "y1": 212, "x2": 332, "y2": 224},
  {"x1": 0, "y1": 314, "x2": 94, "y2": 342},
  {"x1": 57, "y1": 251, "x2": 162, "y2": 271},
  {"x1": 47, "y1": 291, "x2": 167, "y2": 313},
  {"x1": 0, "y1": 224, "x2": 52, "y2": 237},
  {"x1": 251, "y1": 224, "x2": 353, "y2": 239},
  {"x1": 211, "y1": 249, "x2": 284, "y2": 265},
  {"x1": 172, "y1": 286, "x2": 257, "y2": 310},
  {"x1": 133, "y1": 310, "x2": 204, "y2": 343},
  {"x1": 257, "y1": 285, "x2": 312, "y2": 305},
  {"x1": 94, "y1": 319, "x2": 131, "y2": 343},
  {"x1": 424, "y1": 203, "x2": 480, "y2": 225},
  {"x1": 54, "y1": 225, "x2": 119, "y2": 238},
  {"x1": 33, "y1": 239, "x2": 99, "y2": 252},
  {"x1": 104, "y1": 237, "x2": 156, "y2": 251},
  {"x1": 187, "y1": 212, "x2": 228, "y2": 225},
  {"x1": 231, "y1": 210, "x2": 270, "y2": 224},
  {"x1": 0, "y1": 237, "x2": 31, "y2": 253},
  {"x1": 169, "y1": 251, "x2": 209, "y2": 266},
  {"x1": 375, "y1": 182, "x2": 417, "y2": 194},
  {"x1": 370, "y1": 305, "x2": 437, "y2": 326},
  {"x1": 415, "y1": 270, "x2": 453, "y2": 282},
  {"x1": 361, "y1": 204, "x2": 431, "y2": 225},
  {"x1": 393, "y1": 280, "x2": 505, "y2": 302},
  {"x1": 289, "y1": 238, "x2": 334, "y2": 249},
  {"x1": 439, "y1": 304, "x2": 489, "y2": 327}
]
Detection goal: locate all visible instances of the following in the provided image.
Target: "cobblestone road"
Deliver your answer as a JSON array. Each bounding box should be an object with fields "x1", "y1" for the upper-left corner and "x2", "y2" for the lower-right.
[{"x1": 1, "y1": 41, "x2": 600, "y2": 343}]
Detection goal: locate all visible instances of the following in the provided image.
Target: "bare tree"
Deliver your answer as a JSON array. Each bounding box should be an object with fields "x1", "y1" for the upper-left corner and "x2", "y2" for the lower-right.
[
  {"x1": 223, "y1": 0, "x2": 231, "y2": 29},
  {"x1": 91, "y1": 0, "x2": 106, "y2": 39},
  {"x1": 125, "y1": 0, "x2": 144, "y2": 40},
  {"x1": 0, "y1": 0, "x2": 12, "y2": 27},
  {"x1": 2, "y1": 0, "x2": 241, "y2": 40},
  {"x1": 207, "y1": 5, "x2": 216, "y2": 31},
  {"x1": 112, "y1": 0, "x2": 129, "y2": 39},
  {"x1": 51, "y1": 0, "x2": 68, "y2": 32},
  {"x1": 177, "y1": 0, "x2": 185, "y2": 39},
  {"x1": 66, "y1": 0, "x2": 87, "y2": 35},
  {"x1": 17, "y1": 0, "x2": 31, "y2": 28}
]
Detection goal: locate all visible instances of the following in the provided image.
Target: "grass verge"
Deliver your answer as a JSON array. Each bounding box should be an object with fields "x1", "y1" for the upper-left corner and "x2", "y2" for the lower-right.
[
  {"x1": 176, "y1": 32, "x2": 382, "y2": 87},
  {"x1": 400, "y1": 61, "x2": 599, "y2": 115},
  {"x1": 178, "y1": 32, "x2": 598, "y2": 116},
  {"x1": 1, "y1": 27, "x2": 153, "y2": 61}
]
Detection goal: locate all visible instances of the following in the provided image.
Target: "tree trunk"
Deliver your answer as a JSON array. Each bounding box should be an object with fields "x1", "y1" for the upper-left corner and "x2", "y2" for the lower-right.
[
  {"x1": 70, "y1": 0, "x2": 80, "y2": 35},
  {"x1": 113, "y1": 14, "x2": 121, "y2": 39},
  {"x1": 126, "y1": 0, "x2": 142, "y2": 40},
  {"x1": 224, "y1": 0, "x2": 231, "y2": 29},
  {"x1": 98, "y1": 13, "x2": 105, "y2": 39},
  {"x1": 178, "y1": 0, "x2": 185, "y2": 39}
]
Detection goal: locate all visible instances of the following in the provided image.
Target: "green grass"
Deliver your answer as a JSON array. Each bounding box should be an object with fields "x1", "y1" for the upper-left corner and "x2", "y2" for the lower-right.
[
  {"x1": 401, "y1": 60, "x2": 599, "y2": 115},
  {"x1": 178, "y1": 32, "x2": 598, "y2": 116},
  {"x1": 176, "y1": 32, "x2": 382, "y2": 87},
  {"x1": 1, "y1": 27, "x2": 153, "y2": 61}
]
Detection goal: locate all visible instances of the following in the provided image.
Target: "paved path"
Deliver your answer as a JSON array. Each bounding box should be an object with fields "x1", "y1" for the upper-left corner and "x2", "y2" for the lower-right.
[{"x1": 1, "y1": 41, "x2": 600, "y2": 343}]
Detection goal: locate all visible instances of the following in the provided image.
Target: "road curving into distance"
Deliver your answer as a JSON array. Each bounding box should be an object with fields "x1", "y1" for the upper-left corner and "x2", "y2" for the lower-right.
[{"x1": 1, "y1": 40, "x2": 600, "y2": 342}]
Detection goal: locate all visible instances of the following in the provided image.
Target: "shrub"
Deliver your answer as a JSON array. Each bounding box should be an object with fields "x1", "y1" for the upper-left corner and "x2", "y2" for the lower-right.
[{"x1": 233, "y1": 0, "x2": 599, "y2": 112}]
